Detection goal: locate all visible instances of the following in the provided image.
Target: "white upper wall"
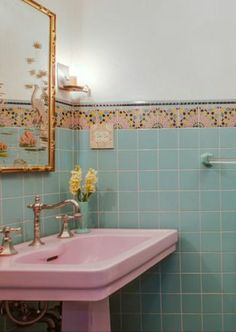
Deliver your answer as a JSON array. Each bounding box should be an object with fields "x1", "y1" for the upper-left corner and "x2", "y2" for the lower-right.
[
  {"x1": 70, "y1": 0, "x2": 236, "y2": 102},
  {"x1": 3, "y1": 0, "x2": 236, "y2": 103}
]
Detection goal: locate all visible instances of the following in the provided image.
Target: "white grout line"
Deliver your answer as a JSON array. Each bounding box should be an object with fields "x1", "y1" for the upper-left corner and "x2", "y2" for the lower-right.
[{"x1": 219, "y1": 127, "x2": 224, "y2": 332}]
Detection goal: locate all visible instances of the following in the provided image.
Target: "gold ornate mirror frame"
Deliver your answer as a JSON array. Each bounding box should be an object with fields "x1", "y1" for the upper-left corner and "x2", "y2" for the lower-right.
[{"x1": 0, "y1": 0, "x2": 56, "y2": 173}]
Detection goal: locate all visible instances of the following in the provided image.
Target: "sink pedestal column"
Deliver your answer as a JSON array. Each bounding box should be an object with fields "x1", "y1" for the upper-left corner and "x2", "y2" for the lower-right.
[{"x1": 62, "y1": 298, "x2": 111, "y2": 332}]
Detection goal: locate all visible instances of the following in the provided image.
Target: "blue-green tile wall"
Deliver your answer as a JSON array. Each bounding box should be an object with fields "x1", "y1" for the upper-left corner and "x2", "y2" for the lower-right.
[
  {"x1": 76, "y1": 127, "x2": 236, "y2": 332},
  {"x1": 2, "y1": 125, "x2": 236, "y2": 332},
  {"x1": 0, "y1": 128, "x2": 76, "y2": 332}
]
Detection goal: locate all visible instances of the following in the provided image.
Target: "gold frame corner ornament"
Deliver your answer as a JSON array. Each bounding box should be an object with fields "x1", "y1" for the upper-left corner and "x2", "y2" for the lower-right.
[{"x1": 0, "y1": 0, "x2": 56, "y2": 173}]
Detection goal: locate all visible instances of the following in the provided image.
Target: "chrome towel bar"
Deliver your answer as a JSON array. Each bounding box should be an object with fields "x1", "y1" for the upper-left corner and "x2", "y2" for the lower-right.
[{"x1": 201, "y1": 153, "x2": 236, "y2": 167}]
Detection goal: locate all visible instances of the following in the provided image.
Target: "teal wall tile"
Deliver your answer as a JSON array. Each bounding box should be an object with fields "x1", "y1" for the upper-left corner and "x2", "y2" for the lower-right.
[
  {"x1": 1, "y1": 174, "x2": 23, "y2": 198},
  {"x1": 78, "y1": 150, "x2": 98, "y2": 170},
  {"x1": 180, "y1": 191, "x2": 199, "y2": 211},
  {"x1": 183, "y1": 314, "x2": 202, "y2": 332},
  {"x1": 162, "y1": 314, "x2": 181, "y2": 332},
  {"x1": 161, "y1": 273, "x2": 180, "y2": 293},
  {"x1": 23, "y1": 173, "x2": 43, "y2": 196},
  {"x1": 200, "y1": 128, "x2": 219, "y2": 148},
  {"x1": 139, "y1": 212, "x2": 159, "y2": 228},
  {"x1": 203, "y1": 294, "x2": 222, "y2": 313},
  {"x1": 222, "y1": 212, "x2": 236, "y2": 231},
  {"x1": 221, "y1": 170, "x2": 236, "y2": 189},
  {"x1": 179, "y1": 170, "x2": 199, "y2": 190},
  {"x1": 180, "y1": 211, "x2": 200, "y2": 232},
  {"x1": 223, "y1": 294, "x2": 236, "y2": 313},
  {"x1": 222, "y1": 232, "x2": 236, "y2": 251},
  {"x1": 43, "y1": 172, "x2": 60, "y2": 194},
  {"x1": 119, "y1": 171, "x2": 138, "y2": 191},
  {"x1": 119, "y1": 212, "x2": 139, "y2": 228},
  {"x1": 141, "y1": 273, "x2": 160, "y2": 293},
  {"x1": 118, "y1": 130, "x2": 137, "y2": 150},
  {"x1": 111, "y1": 314, "x2": 122, "y2": 332},
  {"x1": 223, "y1": 274, "x2": 236, "y2": 293},
  {"x1": 201, "y1": 232, "x2": 221, "y2": 252},
  {"x1": 121, "y1": 293, "x2": 141, "y2": 313},
  {"x1": 201, "y1": 212, "x2": 220, "y2": 231},
  {"x1": 162, "y1": 294, "x2": 181, "y2": 313},
  {"x1": 159, "y1": 191, "x2": 179, "y2": 211},
  {"x1": 77, "y1": 130, "x2": 89, "y2": 150},
  {"x1": 159, "y1": 149, "x2": 178, "y2": 169},
  {"x1": 99, "y1": 171, "x2": 118, "y2": 191},
  {"x1": 159, "y1": 129, "x2": 178, "y2": 148},
  {"x1": 59, "y1": 150, "x2": 74, "y2": 171},
  {"x1": 139, "y1": 171, "x2": 158, "y2": 190},
  {"x1": 179, "y1": 149, "x2": 199, "y2": 169},
  {"x1": 99, "y1": 212, "x2": 118, "y2": 228},
  {"x1": 223, "y1": 253, "x2": 236, "y2": 272},
  {"x1": 200, "y1": 191, "x2": 220, "y2": 211},
  {"x1": 219, "y1": 127, "x2": 236, "y2": 148},
  {"x1": 138, "y1": 130, "x2": 158, "y2": 149},
  {"x1": 119, "y1": 192, "x2": 138, "y2": 211},
  {"x1": 182, "y1": 294, "x2": 201, "y2": 313},
  {"x1": 181, "y1": 233, "x2": 201, "y2": 252},
  {"x1": 179, "y1": 128, "x2": 199, "y2": 148},
  {"x1": 2, "y1": 197, "x2": 23, "y2": 225},
  {"x1": 200, "y1": 169, "x2": 220, "y2": 189},
  {"x1": 122, "y1": 314, "x2": 141, "y2": 332},
  {"x1": 118, "y1": 150, "x2": 137, "y2": 170},
  {"x1": 222, "y1": 191, "x2": 236, "y2": 210},
  {"x1": 181, "y1": 253, "x2": 200, "y2": 273},
  {"x1": 159, "y1": 170, "x2": 178, "y2": 190},
  {"x1": 142, "y1": 314, "x2": 161, "y2": 332},
  {"x1": 139, "y1": 192, "x2": 158, "y2": 211},
  {"x1": 98, "y1": 212, "x2": 118, "y2": 228},
  {"x1": 159, "y1": 212, "x2": 179, "y2": 229},
  {"x1": 201, "y1": 253, "x2": 221, "y2": 273},
  {"x1": 138, "y1": 150, "x2": 157, "y2": 170},
  {"x1": 181, "y1": 274, "x2": 201, "y2": 293},
  {"x1": 161, "y1": 253, "x2": 180, "y2": 273},
  {"x1": 203, "y1": 314, "x2": 222, "y2": 332},
  {"x1": 224, "y1": 315, "x2": 236, "y2": 332},
  {"x1": 59, "y1": 129, "x2": 73, "y2": 150},
  {"x1": 98, "y1": 150, "x2": 117, "y2": 170},
  {"x1": 202, "y1": 274, "x2": 222, "y2": 293},
  {"x1": 99, "y1": 192, "x2": 118, "y2": 211},
  {"x1": 141, "y1": 294, "x2": 160, "y2": 313}
]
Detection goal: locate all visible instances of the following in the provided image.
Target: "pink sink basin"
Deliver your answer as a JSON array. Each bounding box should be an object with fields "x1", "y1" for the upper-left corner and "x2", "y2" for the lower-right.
[{"x1": 0, "y1": 228, "x2": 178, "y2": 302}]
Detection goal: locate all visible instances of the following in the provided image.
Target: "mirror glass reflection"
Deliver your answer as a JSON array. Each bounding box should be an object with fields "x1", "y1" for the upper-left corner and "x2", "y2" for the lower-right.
[{"x1": 0, "y1": 0, "x2": 55, "y2": 172}]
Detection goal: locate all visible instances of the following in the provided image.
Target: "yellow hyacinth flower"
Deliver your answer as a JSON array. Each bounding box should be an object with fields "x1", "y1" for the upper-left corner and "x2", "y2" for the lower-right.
[
  {"x1": 69, "y1": 165, "x2": 97, "y2": 201},
  {"x1": 85, "y1": 168, "x2": 97, "y2": 195},
  {"x1": 69, "y1": 165, "x2": 82, "y2": 195}
]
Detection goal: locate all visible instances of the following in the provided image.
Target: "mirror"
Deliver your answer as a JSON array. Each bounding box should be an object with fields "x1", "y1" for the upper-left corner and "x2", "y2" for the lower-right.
[{"x1": 0, "y1": 0, "x2": 56, "y2": 173}]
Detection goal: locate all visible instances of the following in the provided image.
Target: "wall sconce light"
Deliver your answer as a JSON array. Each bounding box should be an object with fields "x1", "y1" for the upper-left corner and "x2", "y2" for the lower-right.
[{"x1": 57, "y1": 63, "x2": 90, "y2": 95}]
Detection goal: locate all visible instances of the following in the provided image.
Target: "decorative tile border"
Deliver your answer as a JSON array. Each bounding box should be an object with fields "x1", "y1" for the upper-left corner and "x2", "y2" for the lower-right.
[
  {"x1": 2, "y1": 100, "x2": 236, "y2": 130},
  {"x1": 75, "y1": 102, "x2": 236, "y2": 129}
]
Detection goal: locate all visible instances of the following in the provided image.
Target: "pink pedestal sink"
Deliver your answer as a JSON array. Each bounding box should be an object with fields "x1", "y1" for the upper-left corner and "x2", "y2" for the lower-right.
[{"x1": 0, "y1": 228, "x2": 178, "y2": 332}]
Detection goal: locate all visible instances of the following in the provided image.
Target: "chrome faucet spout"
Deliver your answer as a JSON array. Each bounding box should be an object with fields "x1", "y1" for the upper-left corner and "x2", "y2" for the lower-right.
[
  {"x1": 41, "y1": 199, "x2": 80, "y2": 214},
  {"x1": 27, "y1": 196, "x2": 80, "y2": 247}
]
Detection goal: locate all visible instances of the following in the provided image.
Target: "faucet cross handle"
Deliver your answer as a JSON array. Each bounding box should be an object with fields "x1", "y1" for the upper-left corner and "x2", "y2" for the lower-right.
[
  {"x1": 56, "y1": 214, "x2": 75, "y2": 239},
  {"x1": 0, "y1": 226, "x2": 22, "y2": 256}
]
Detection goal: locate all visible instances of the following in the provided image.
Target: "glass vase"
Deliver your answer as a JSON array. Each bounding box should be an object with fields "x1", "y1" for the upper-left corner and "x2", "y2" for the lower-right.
[{"x1": 75, "y1": 201, "x2": 90, "y2": 234}]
